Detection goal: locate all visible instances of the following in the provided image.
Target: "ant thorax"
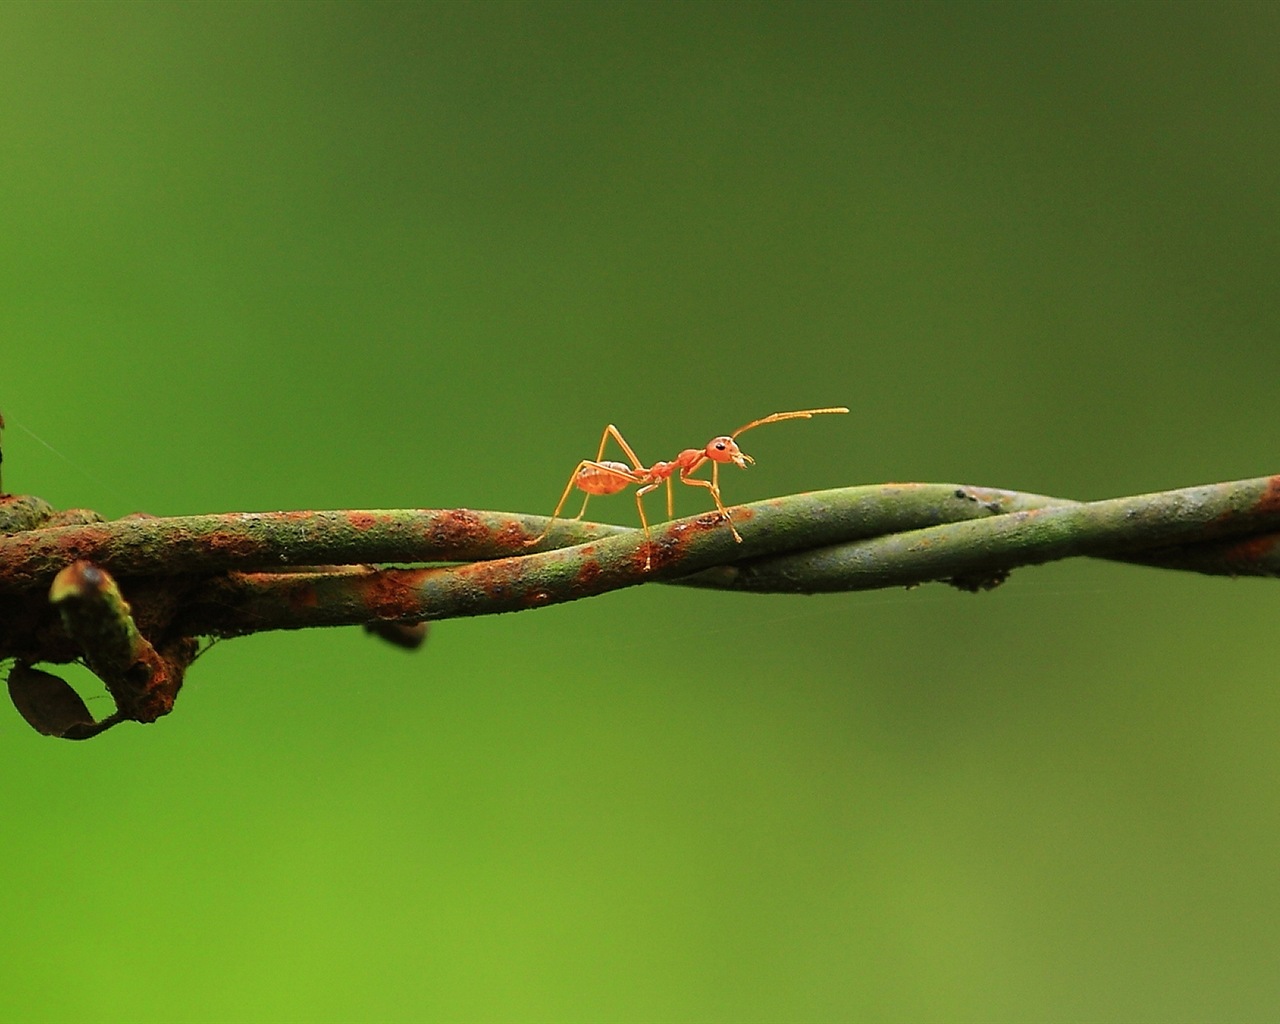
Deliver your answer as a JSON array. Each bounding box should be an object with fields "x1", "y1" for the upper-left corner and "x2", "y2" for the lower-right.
[{"x1": 670, "y1": 449, "x2": 706, "y2": 472}]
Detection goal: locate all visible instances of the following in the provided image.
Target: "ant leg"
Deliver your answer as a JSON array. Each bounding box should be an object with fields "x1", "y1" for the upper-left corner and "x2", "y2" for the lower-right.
[
  {"x1": 634, "y1": 481, "x2": 662, "y2": 569},
  {"x1": 527, "y1": 461, "x2": 642, "y2": 548},
  {"x1": 528, "y1": 422, "x2": 654, "y2": 556},
  {"x1": 677, "y1": 464, "x2": 743, "y2": 542},
  {"x1": 599, "y1": 424, "x2": 646, "y2": 471},
  {"x1": 526, "y1": 461, "x2": 593, "y2": 547}
]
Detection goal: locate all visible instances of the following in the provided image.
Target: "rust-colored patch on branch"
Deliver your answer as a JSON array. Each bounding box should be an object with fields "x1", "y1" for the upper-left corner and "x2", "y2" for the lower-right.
[
  {"x1": 359, "y1": 568, "x2": 427, "y2": 619},
  {"x1": 497, "y1": 518, "x2": 531, "y2": 549},
  {"x1": 454, "y1": 557, "x2": 521, "y2": 602},
  {"x1": 1252, "y1": 475, "x2": 1280, "y2": 515},
  {"x1": 205, "y1": 528, "x2": 264, "y2": 559},
  {"x1": 347, "y1": 511, "x2": 382, "y2": 531},
  {"x1": 428, "y1": 508, "x2": 492, "y2": 549},
  {"x1": 1215, "y1": 532, "x2": 1280, "y2": 566},
  {"x1": 574, "y1": 559, "x2": 602, "y2": 588}
]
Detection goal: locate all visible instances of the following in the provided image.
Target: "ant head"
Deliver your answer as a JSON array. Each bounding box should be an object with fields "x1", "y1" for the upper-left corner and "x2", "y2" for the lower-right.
[{"x1": 704, "y1": 436, "x2": 754, "y2": 468}]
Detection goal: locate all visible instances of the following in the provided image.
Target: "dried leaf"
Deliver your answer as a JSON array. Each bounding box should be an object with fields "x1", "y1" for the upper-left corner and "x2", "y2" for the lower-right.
[{"x1": 7, "y1": 664, "x2": 97, "y2": 738}]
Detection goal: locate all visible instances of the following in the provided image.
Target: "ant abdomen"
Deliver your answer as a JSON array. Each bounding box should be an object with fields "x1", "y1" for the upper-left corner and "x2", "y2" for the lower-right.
[{"x1": 575, "y1": 461, "x2": 634, "y2": 496}]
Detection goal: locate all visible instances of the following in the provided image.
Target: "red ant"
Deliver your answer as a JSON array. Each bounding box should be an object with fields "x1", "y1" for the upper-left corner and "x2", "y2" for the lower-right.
[{"x1": 527, "y1": 407, "x2": 848, "y2": 568}]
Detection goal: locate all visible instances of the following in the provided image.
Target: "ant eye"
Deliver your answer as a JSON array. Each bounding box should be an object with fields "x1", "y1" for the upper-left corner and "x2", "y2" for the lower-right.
[{"x1": 714, "y1": 442, "x2": 726, "y2": 450}]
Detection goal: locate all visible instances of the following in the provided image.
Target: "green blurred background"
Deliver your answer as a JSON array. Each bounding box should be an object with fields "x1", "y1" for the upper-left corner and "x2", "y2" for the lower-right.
[{"x1": 2, "y1": 2, "x2": 1278, "y2": 1020}]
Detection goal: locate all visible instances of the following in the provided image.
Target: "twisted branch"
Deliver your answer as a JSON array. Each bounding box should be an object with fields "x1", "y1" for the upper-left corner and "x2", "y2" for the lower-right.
[{"x1": 3, "y1": 474, "x2": 1278, "y2": 738}]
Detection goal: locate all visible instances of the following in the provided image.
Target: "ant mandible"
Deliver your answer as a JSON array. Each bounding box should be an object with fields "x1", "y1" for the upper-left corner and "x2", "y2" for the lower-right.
[{"x1": 526, "y1": 407, "x2": 849, "y2": 568}]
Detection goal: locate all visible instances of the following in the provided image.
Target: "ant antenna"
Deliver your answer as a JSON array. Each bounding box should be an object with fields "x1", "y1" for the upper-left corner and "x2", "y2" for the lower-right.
[{"x1": 731, "y1": 407, "x2": 849, "y2": 439}]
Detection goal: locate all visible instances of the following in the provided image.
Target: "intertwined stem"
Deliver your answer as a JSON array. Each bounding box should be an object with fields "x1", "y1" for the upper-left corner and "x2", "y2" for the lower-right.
[{"x1": 3, "y1": 475, "x2": 1278, "y2": 737}]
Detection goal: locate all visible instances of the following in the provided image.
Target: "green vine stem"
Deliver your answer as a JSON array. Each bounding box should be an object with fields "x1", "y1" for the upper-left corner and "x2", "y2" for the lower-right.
[{"x1": 2, "y1": 474, "x2": 1279, "y2": 738}]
